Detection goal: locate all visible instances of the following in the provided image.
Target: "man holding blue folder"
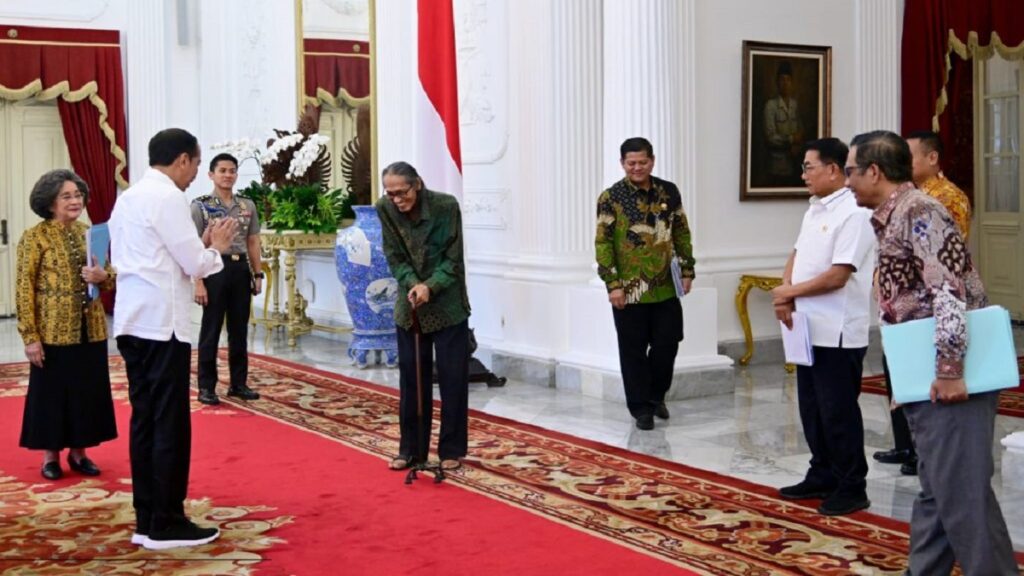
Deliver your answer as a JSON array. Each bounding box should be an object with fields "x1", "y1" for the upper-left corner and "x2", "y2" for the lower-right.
[
  {"x1": 771, "y1": 138, "x2": 875, "y2": 516},
  {"x1": 846, "y1": 131, "x2": 1016, "y2": 576}
]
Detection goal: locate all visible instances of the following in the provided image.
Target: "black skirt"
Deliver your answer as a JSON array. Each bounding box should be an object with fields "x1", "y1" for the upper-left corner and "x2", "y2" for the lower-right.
[{"x1": 19, "y1": 339, "x2": 118, "y2": 451}]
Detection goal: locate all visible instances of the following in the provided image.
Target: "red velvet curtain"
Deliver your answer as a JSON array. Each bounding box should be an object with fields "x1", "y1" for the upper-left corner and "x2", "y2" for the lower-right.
[
  {"x1": 0, "y1": 24, "x2": 128, "y2": 222},
  {"x1": 901, "y1": 0, "x2": 1024, "y2": 195},
  {"x1": 304, "y1": 39, "x2": 370, "y2": 102},
  {"x1": 1, "y1": 24, "x2": 128, "y2": 311}
]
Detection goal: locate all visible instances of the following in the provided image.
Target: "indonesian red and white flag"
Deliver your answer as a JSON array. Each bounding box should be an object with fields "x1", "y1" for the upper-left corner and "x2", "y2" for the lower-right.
[{"x1": 415, "y1": 0, "x2": 463, "y2": 201}]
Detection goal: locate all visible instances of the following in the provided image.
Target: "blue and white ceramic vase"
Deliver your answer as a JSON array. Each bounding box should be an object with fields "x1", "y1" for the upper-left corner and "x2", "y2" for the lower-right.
[{"x1": 335, "y1": 205, "x2": 399, "y2": 368}]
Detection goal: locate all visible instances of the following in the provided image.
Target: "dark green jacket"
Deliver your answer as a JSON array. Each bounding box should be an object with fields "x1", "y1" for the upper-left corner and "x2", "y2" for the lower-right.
[{"x1": 376, "y1": 189, "x2": 470, "y2": 333}]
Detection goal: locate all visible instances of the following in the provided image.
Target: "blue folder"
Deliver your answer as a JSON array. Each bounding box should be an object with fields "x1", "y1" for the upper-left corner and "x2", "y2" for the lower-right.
[
  {"x1": 880, "y1": 305, "x2": 1020, "y2": 404},
  {"x1": 86, "y1": 223, "x2": 110, "y2": 300}
]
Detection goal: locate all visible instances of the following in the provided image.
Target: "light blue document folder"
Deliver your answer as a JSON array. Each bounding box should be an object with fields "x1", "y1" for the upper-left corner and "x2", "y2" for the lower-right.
[
  {"x1": 880, "y1": 305, "x2": 1019, "y2": 404},
  {"x1": 86, "y1": 223, "x2": 110, "y2": 300}
]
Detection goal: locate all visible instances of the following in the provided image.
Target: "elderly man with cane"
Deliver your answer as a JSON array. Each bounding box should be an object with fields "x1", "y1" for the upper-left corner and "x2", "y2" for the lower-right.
[{"x1": 375, "y1": 161, "x2": 471, "y2": 479}]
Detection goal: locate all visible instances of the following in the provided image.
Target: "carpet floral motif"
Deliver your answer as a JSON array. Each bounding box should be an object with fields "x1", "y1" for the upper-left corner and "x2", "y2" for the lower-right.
[
  {"x1": 0, "y1": 473, "x2": 290, "y2": 574},
  {"x1": 217, "y1": 355, "x2": 926, "y2": 575},
  {"x1": 4, "y1": 355, "x2": 1020, "y2": 574}
]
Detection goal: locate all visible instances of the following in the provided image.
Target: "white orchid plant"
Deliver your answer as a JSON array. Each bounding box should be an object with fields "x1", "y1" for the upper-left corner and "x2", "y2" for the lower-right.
[{"x1": 211, "y1": 127, "x2": 348, "y2": 234}]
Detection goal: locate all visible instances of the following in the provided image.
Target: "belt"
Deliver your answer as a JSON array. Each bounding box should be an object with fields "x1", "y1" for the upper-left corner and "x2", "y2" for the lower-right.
[{"x1": 223, "y1": 253, "x2": 248, "y2": 262}]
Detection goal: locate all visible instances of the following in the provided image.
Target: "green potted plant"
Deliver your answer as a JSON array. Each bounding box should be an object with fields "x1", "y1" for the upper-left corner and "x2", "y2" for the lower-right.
[{"x1": 214, "y1": 108, "x2": 349, "y2": 233}]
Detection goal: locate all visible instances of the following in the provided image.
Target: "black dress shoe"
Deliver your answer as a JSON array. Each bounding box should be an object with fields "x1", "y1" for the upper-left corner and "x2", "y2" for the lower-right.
[
  {"x1": 41, "y1": 461, "x2": 62, "y2": 480},
  {"x1": 779, "y1": 480, "x2": 835, "y2": 500},
  {"x1": 227, "y1": 386, "x2": 260, "y2": 401},
  {"x1": 900, "y1": 457, "x2": 918, "y2": 476},
  {"x1": 635, "y1": 414, "x2": 655, "y2": 430},
  {"x1": 68, "y1": 456, "x2": 101, "y2": 476},
  {"x1": 872, "y1": 448, "x2": 913, "y2": 464},
  {"x1": 197, "y1": 390, "x2": 220, "y2": 405},
  {"x1": 817, "y1": 492, "x2": 870, "y2": 516},
  {"x1": 654, "y1": 402, "x2": 670, "y2": 420}
]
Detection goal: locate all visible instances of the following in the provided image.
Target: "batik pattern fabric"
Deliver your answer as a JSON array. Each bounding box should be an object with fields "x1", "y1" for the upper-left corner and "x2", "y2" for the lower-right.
[
  {"x1": 871, "y1": 183, "x2": 987, "y2": 378},
  {"x1": 920, "y1": 174, "x2": 972, "y2": 239},
  {"x1": 16, "y1": 220, "x2": 113, "y2": 346},
  {"x1": 595, "y1": 176, "x2": 695, "y2": 304},
  {"x1": 376, "y1": 189, "x2": 470, "y2": 334}
]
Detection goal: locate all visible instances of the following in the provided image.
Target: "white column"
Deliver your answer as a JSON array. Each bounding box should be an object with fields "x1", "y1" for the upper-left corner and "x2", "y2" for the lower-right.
[
  {"x1": 376, "y1": 0, "x2": 417, "y2": 172},
  {"x1": 126, "y1": 0, "x2": 167, "y2": 182},
  {"x1": 509, "y1": 0, "x2": 602, "y2": 277},
  {"x1": 855, "y1": 0, "x2": 904, "y2": 133},
  {"x1": 602, "y1": 0, "x2": 697, "y2": 229},
  {"x1": 198, "y1": 0, "x2": 297, "y2": 181}
]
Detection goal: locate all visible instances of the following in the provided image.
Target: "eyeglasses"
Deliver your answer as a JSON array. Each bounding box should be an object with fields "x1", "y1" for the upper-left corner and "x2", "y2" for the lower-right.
[
  {"x1": 57, "y1": 192, "x2": 85, "y2": 201},
  {"x1": 801, "y1": 162, "x2": 828, "y2": 173},
  {"x1": 385, "y1": 186, "x2": 415, "y2": 199},
  {"x1": 843, "y1": 165, "x2": 866, "y2": 178}
]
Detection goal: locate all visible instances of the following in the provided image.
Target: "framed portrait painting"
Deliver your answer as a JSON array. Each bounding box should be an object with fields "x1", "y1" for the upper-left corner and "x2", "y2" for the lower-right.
[{"x1": 740, "y1": 40, "x2": 832, "y2": 200}]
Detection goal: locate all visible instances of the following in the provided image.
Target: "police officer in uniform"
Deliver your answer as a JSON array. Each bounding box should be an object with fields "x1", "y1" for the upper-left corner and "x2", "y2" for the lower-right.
[{"x1": 191, "y1": 153, "x2": 263, "y2": 405}]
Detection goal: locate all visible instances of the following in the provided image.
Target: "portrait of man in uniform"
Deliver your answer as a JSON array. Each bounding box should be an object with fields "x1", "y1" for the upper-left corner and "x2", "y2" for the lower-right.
[{"x1": 740, "y1": 41, "x2": 832, "y2": 199}]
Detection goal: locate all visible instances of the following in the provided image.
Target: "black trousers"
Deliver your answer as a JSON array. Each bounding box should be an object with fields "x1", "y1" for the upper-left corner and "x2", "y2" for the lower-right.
[
  {"x1": 396, "y1": 320, "x2": 470, "y2": 461},
  {"x1": 197, "y1": 257, "x2": 252, "y2": 392},
  {"x1": 881, "y1": 355, "x2": 915, "y2": 455},
  {"x1": 796, "y1": 345, "x2": 869, "y2": 496},
  {"x1": 611, "y1": 298, "x2": 683, "y2": 418},
  {"x1": 117, "y1": 335, "x2": 192, "y2": 533}
]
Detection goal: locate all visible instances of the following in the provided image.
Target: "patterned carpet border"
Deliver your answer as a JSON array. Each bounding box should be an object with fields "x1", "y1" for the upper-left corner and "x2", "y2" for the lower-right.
[
  {"x1": 4, "y1": 353, "x2": 1023, "y2": 575},
  {"x1": 861, "y1": 357, "x2": 1024, "y2": 418},
  {"x1": 216, "y1": 354, "x2": 913, "y2": 575}
]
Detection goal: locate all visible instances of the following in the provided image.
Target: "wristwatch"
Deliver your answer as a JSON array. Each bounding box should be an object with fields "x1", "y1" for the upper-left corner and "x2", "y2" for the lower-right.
[{"x1": 253, "y1": 272, "x2": 265, "y2": 279}]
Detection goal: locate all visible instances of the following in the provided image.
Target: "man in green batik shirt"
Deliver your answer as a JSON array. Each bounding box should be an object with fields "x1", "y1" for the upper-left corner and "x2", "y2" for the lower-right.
[
  {"x1": 596, "y1": 137, "x2": 696, "y2": 431},
  {"x1": 376, "y1": 161, "x2": 471, "y2": 473}
]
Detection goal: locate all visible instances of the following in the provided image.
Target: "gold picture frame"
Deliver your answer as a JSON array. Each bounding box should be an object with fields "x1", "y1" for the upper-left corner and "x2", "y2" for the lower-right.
[{"x1": 740, "y1": 40, "x2": 832, "y2": 200}]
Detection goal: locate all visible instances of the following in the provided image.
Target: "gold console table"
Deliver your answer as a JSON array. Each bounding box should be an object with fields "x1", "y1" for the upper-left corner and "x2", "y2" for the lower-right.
[
  {"x1": 256, "y1": 230, "x2": 349, "y2": 347},
  {"x1": 735, "y1": 272, "x2": 794, "y2": 372}
]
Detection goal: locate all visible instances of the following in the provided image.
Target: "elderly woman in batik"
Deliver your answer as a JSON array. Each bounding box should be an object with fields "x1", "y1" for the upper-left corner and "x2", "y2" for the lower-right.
[{"x1": 16, "y1": 169, "x2": 117, "y2": 480}]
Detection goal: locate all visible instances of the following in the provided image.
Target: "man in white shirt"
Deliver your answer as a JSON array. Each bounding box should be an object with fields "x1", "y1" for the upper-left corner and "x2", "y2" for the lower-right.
[
  {"x1": 109, "y1": 128, "x2": 237, "y2": 550},
  {"x1": 770, "y1": 138, "x2": 876, "y2": 516}
]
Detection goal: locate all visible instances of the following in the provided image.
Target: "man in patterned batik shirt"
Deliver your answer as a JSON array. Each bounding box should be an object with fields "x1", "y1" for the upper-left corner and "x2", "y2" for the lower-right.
[
  {"x1": 874, "y1": 130, "x2": 975, "y2": 476},
  {"x1": 595, "y1": 137, "x2": 695, "y2": 431},
  {"x1": 846, "y1": 130, "x2": 1016, "y2": 576}
]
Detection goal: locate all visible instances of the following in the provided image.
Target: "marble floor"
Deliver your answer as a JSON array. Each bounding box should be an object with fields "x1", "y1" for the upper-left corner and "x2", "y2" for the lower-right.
[{"x1": 2, "y1": 318, "x2": 1022, "y2": 551}]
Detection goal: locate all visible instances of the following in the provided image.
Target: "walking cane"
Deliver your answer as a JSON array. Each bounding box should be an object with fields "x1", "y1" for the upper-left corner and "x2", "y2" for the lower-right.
[{"x1": 405, "y1": 305, "x2": 445, "y2": 484}]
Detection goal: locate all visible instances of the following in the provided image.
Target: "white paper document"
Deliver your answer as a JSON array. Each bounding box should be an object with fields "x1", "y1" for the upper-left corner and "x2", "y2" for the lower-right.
[{"x1": 780, "y1": 311, "x2": 813, "y2": 366}]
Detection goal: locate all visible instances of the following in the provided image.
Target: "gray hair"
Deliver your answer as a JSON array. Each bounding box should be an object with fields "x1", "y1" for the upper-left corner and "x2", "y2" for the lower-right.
[
  {"x1": 381, "y1": 161, "x2": 425, "y2": 189},
  {"x1": 851, "y1": 130, "x2": 912, "y2": 184},
  {"x1": 29, "y1": 169, "x2": 89, "y2": 219}
]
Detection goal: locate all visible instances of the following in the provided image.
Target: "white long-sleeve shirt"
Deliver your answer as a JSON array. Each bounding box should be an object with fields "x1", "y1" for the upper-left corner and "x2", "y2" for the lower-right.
[{"x1": 110, "y1": 168, "x2": 223, "y2": 343}]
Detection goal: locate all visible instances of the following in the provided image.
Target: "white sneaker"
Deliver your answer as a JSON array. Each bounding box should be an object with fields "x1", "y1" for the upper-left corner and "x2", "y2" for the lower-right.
[
  {"x1": 130, "y1": 533, "x2": 147, "y2": 545},
  {"x1": 142, "y1": 521, "x2": 220, "y2": 550}
]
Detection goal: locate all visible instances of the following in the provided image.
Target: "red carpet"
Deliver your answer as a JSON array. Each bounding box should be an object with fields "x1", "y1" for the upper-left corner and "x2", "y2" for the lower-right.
[
  {"x1": 0, "y1": 358, "x2": 693, "y2": 575},
  {"x1": 3, "y1": 354, "x2": 1022, "y2": 575},
  {"x1": 862, "y1": 356, "x2": 1024, "y2": 418}
]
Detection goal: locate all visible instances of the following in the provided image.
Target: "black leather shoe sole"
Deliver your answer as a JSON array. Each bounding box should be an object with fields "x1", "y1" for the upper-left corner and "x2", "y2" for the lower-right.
[
  {"x1": 779, "y1": 480, "x2": 836, "y2": 500},
  {"x1": 654, "y1": 403, "x2": 670, "y2": 420},
  {"x1": 197, "y1": 391, "x2": 220, "y2": 405},
  {"x1": 872, "y1": 448, "x2": 913, "y2": 464},
  {"x1": 779, "y1": 488, "x2": 832, "y2": 500},
  {"x1": 41, "y1": 461, "x2": 62, "y2": 480},
  {"x1": 68, "y1": 456, "x2": 101, "y2": 476},
  {"x1": 227, "y1": 388, "x2": 260, "y2": 400},
  {"x1": 818, "y1": 497, "x2": 870, "y2": 516}
]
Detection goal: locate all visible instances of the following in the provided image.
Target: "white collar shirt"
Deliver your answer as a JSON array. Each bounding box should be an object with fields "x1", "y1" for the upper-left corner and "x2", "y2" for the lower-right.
[
  {"x1": 110, "y1": 168, "x2": 224, "y2": 343},
  {"x1": 791, "y1": 187, "x2": 876, "y2": 348}
]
